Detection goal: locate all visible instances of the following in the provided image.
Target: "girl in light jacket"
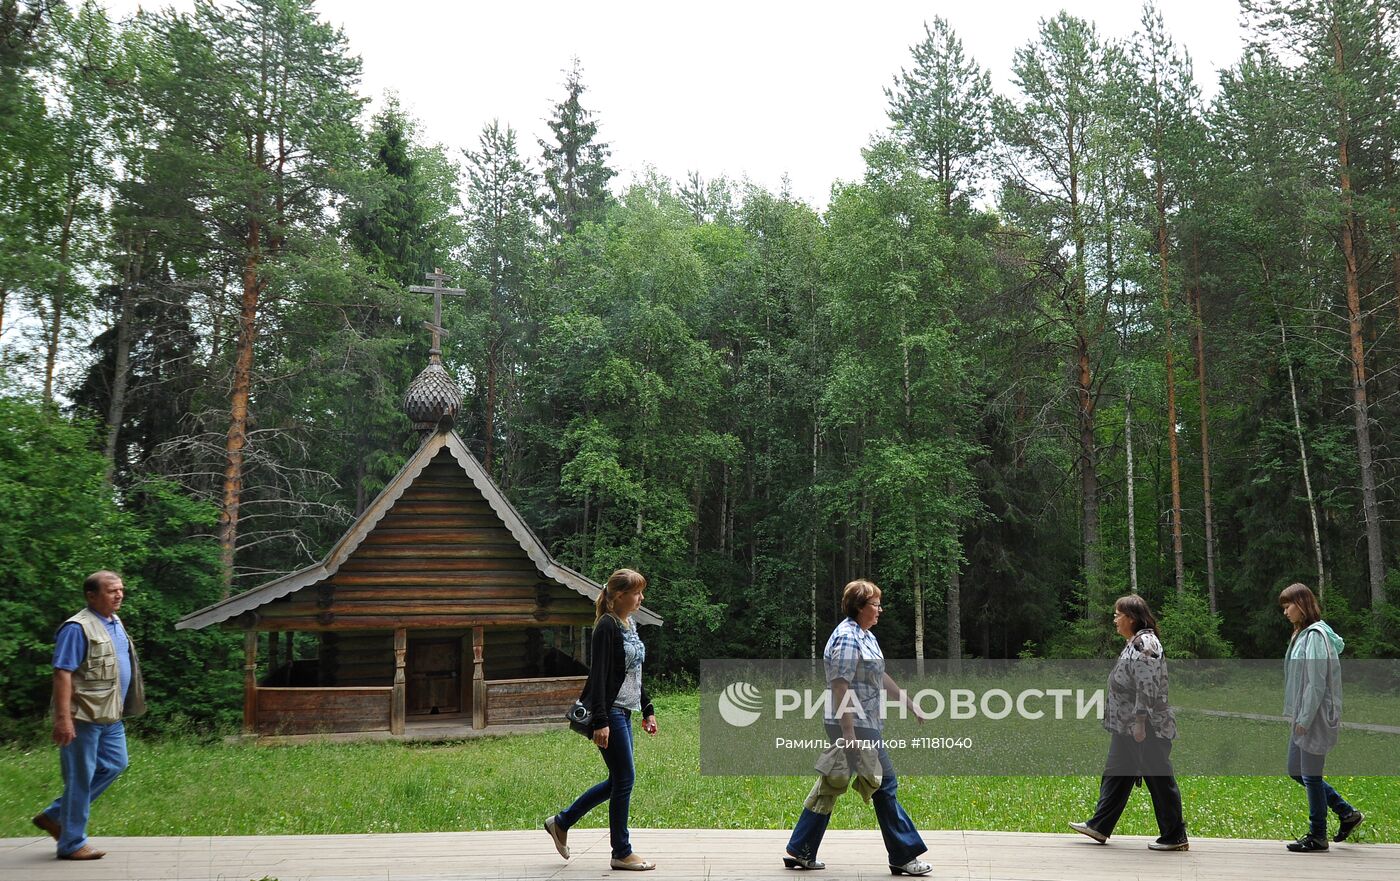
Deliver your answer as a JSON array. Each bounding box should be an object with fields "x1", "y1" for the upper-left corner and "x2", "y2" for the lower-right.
[{"x1": 1278, "y1": 582, "x2": 1363, "y2": 852}]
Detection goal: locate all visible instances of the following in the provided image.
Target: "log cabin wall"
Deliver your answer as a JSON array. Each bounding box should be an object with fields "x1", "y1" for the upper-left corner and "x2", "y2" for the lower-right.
[{"x1": 252, "y1": 449, "x2": 597, "y2": 631}]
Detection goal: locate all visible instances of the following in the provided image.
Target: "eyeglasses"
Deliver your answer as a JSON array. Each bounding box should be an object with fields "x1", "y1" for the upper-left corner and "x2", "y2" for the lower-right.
[{"x1": 868, "y1": 603, "x2": 885, "y2": 611}]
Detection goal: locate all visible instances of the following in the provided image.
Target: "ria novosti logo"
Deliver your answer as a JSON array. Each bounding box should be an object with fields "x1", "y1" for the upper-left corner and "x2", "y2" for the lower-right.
[
  {"x1": 717, "y1": 681, "x2": 764, "y2": 727},
  {"x1": 714, "y1": 680, "x2": 1106, "y2": 728}
]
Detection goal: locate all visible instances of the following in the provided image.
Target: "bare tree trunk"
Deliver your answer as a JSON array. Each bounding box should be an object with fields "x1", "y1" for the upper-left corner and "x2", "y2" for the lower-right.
[
  {"x1": 1125, "y1": 386, "x2": 1139, "y2": 594},
  {"x1": 947, "y1": 552, "x2": 962, "y2": 673},
  {"x1": 1155, "y1": 167, "x2": 1186, "y2": 594},
  {"x1": 220, "y1": 225, "x2": 262, "y2": 597},
  {"x1": 1334, "y1": 30, "x2": 1387, "y2": 606},
  {"x1": 42, "y1": 185, "x2": 78, "y2": 405},
  {"x1": 1189, "y1": 244, "x2": 1218, "y2": 611},
  {"x1": 1280, "y1": 315, "x2": 1327, "y2": 599},
  {"x1": 1077, "y1": 338, "x2": 1101, "y2": 613},
  {"x1": 913, "y1": 556, "x2": 925, "y2": 678},
  {"x1": 811, "y1": 415, "x2": 818, "y2": 658},
  {"x1": 104, "y1": 234, "x2": 143, "y2": 479}
]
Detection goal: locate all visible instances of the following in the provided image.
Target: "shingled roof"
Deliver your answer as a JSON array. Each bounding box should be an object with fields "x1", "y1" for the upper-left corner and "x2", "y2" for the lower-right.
[{"x1": 176, "y1": 430, "x2": 662, "y2": 630}]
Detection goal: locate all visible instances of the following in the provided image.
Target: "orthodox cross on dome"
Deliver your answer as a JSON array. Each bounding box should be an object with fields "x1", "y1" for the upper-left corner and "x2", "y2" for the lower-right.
[{"x1": 408, "y1": 268, "x2": 468, "y2": 361}]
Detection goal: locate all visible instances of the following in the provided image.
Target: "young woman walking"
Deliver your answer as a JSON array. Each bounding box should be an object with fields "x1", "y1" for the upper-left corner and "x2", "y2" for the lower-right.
[
  {"x1": 1278, "y1": 582, "x2": 1364, "y2": 852},
  {"x1": 546, "y1": 569, "x2": 659, "y2": 871}
]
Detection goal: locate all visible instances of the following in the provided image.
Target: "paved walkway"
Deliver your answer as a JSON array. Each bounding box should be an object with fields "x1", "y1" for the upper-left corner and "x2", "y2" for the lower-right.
[{"x1": 2, "y1": 828, "x2": 1396, "y2": 881}]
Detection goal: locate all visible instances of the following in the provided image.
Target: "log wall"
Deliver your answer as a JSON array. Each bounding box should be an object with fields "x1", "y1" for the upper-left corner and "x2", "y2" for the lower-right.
[
  {"x1": 485, "y1": 675, "x2": 588, "y2": 726},
  {"x1": 254, "y1": 686, "x2": 392, "y2": 735}
]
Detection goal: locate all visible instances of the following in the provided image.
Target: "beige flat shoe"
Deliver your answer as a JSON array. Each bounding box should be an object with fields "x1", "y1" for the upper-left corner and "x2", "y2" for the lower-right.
[
  {"x1": 610, "y1": 853, "x2": 656, "y2": 870},
  {"x1": 544, "y1": 815, "x2": 569, "y2": 859}
]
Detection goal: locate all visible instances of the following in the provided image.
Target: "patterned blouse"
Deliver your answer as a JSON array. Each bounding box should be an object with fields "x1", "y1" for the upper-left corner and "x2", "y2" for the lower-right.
[
  {"x1": 612, "y1": 616, "x2": 646, "y2": 712},
  {"x1": 1104, "y1": 629, "x2": 1176, "y2": 739},
  {"x1": 823, "y1": 617, "x2": 886, "y2": 732}
]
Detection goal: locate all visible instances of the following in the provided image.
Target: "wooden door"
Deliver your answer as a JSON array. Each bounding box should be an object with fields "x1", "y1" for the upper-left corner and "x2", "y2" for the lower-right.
[{"x1": 407, "y1": 638, "x2": 462, "y2": 715}]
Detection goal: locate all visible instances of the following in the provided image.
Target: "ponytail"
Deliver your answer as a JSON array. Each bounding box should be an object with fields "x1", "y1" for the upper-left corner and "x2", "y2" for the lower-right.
[{"x1": 596, "y1": 568, "x2": 647, "y2": 622}]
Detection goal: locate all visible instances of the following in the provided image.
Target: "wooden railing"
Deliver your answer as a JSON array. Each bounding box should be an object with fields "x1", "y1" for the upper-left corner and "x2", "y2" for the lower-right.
[
  {"x1": 485, "y1": 675, "x2": 587, "y2": 726},
  {"x1": 253, "y1": 686, "x2": 393, "y2": 736}
]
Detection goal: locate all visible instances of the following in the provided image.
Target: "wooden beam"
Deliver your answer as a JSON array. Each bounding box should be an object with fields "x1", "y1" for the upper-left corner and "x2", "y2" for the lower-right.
[
  {"x1": 391, "y1": 627, "x2": 407, "y2": 735},
  {"x1": 243, "y1": 631, "x2": 257, "y2": 735},
  {"x1": 471, "y1": 626, "x2": 485, "y2": 730}
]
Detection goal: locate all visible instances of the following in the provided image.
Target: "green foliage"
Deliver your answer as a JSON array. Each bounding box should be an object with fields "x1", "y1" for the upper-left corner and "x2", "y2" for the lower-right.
[
  {"x1": 0, "y1": 395, "x2": 234, "y2": 733},
  {"x1": 1156, "y1": 590, "x2": 1233, "y2": 660}
]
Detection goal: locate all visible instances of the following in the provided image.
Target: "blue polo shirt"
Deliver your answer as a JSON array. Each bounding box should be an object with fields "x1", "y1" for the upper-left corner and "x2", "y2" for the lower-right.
[{"x1": 53, "y1": 613, "x2": 132, "y2": 704}]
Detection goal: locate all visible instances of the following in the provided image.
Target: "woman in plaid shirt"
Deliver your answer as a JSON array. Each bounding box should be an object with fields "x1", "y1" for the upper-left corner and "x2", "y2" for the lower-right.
[{"x1": 783, "y1": 579, "x2": 933, "y2": 876}]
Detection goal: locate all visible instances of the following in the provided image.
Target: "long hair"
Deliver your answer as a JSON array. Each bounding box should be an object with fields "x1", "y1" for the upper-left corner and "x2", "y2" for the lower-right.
[
  {"x1": 595, "y1": 568, "x2": 646, "y2": 622},
  {"x1": 1278, "y1": 582, "x2": 1323, "y2": 633},
  {"x1": 1114, "y1": 594, "x2": 1159, "y2": 636}
]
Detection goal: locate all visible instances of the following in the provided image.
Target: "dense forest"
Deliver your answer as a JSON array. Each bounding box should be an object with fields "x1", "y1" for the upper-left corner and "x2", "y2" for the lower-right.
[{"x1": 3, "y1": 0, "x2": 1399, "y2": 731}]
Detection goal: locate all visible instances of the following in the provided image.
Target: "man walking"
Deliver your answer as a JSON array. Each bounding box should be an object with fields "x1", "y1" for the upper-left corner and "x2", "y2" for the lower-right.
[{"x1": 32, "y1": 570, "x2": 145, "y2": 860}]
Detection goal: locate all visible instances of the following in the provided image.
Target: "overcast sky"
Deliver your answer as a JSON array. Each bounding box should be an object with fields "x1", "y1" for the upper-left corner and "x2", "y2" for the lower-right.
[{"x1": 106, "y1": 1, "x2": 1246, "y2": 209}]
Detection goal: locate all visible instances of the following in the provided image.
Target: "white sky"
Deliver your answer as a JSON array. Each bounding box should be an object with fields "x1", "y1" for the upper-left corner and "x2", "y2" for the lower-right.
[{"x1": 105, "y1": 0, "x2": 1245, "y2": 208}]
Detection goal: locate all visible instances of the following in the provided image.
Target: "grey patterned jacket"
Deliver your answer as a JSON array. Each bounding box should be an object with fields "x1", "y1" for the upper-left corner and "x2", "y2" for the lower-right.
[{"x1": 1103, "y1": 629, "x2": 1176, "y2": 740}]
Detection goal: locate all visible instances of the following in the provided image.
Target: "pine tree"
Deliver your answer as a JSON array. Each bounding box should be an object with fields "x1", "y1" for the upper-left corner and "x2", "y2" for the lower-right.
[
  {"x1": 539, "y1": 58, "x2": 614, "y2": 238},
  {"x1": 885, "y1": 17, "x2": 993, "y2": 212}
]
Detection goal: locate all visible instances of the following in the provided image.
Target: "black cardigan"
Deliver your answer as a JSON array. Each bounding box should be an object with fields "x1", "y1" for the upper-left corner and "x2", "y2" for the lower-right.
[{"x1": 579, "y1": 614, "x2": 654, "y2": 730}]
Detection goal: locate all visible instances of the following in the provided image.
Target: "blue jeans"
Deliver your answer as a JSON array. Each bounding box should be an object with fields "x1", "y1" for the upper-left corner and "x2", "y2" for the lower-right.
[
  {"x1": 787, "y1": 724, "x2": 926, "y2": 866},
  {"x1": 1287, "y1": 739, "x2": 1354, "y2": 839},
  {"x1": 557, "y1": 708, "x2": 635, "y2": 859},
  {"x1": 42, "y1": 720, "x2": 129, "y2": 856}
]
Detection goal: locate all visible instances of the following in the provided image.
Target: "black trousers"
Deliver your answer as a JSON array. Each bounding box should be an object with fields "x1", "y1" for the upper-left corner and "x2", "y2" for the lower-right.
[{"x1": 1087, "y1": 730, "x2": 1186, "y2": 842}]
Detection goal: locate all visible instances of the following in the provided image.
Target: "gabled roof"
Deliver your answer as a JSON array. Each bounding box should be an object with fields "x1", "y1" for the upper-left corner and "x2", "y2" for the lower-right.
[{"x1": 176, "y1": 430, "x2": 662, "y2": 630}]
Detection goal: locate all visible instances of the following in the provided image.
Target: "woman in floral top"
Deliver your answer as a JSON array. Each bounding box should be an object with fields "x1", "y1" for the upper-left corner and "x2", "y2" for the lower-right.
[{"x1": 1069, "y1": 594, "x2": 1188, "y2": 851}]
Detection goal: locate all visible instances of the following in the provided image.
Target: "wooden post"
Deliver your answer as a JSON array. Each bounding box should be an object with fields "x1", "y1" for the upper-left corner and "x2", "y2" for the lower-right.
[
  {"x1": 472, "y1": 625, "x2": 486, "y2": 730},
  {"x1": 392, "y1": 628, "x2": 407, "y2": 735},
  {"x1": 243, "y1": 631, "x2": 257, "y2": 736}
]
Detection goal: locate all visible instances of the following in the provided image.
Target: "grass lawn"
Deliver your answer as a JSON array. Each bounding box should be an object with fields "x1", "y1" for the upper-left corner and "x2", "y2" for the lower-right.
[{"x1": 1, "y1": 692, "x2": 1394, "y2": 842}]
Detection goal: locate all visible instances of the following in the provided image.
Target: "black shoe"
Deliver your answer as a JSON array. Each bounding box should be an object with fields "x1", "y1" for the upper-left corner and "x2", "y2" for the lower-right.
[
  {"x1": 783, "y1": 853, "x2": 826, "y2": 870},
  {"x1": 1286, "y1": 834, "x2": 1329, "y2": 853},
  {"x1": 1148, "y1": 838, "x2": 1189, "y2": 851},
  {"x1": 1335, "y1": 811, "x2": 1364, "y2": 842}
]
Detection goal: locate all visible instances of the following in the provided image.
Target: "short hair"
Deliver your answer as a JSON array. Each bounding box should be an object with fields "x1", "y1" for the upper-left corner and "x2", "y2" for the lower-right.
[
  {"x1": 596, "y1": 568, "x2": 647, "y2": 621},
  {"x1": 841, "y1": 579, "x2": 881, "y2": 620},
  {"x1": 83, "y1": 570, "x2": 121, "y2": 595},
  {"x1": 1114, "y1": 594, "x2": 1158, "y2": 635},
  {"x1": 1278, "y1": 582, "x2": 1322, "y2": 628}
]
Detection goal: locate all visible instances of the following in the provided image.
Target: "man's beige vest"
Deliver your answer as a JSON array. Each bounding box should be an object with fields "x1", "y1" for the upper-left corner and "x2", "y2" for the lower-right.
[{"x1": 59, "y1": 607, "x2": 146, "y2": 725}]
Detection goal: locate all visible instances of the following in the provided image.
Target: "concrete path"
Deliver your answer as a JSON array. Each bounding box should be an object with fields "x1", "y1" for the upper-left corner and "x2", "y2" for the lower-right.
[{"x1": 2, "y1": 828, "x2": 1396, "y2": 880}]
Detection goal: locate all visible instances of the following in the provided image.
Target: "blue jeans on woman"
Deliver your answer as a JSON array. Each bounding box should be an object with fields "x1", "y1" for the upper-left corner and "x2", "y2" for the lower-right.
[
  {"x1": 1288, "y1": 739, "x2": 1354, "y2": 839},
  {"x1": 786, "y1": 724, "x2": 926, "y2": 867},
  {"x1": 557, "y1": 707, "x2": 635, "y2": 859}
]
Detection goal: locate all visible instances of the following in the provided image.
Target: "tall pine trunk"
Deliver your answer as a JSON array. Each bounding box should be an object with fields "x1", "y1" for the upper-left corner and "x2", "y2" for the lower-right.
[
  {"x1": 1125, "y1": 386, "x2": 1139, "y2": 594},
  {"x1": 42, "y1": 180, "x2": 78, "y2": 405},
  {"x1": 1189, "y1": 243, "x2": 1218, "y2": 611},
  {"x1": 1333, "y1": 29, "x2": 1387, "y2": 607},
  {"x1": 104, "y1": 233, "x2": 142, "y2": 479},
  {"x1": 221, "y1": 220, "x2": 262, "y2": 596},
  {"x1": 1155, "y1": 164, "x2": 1186, "y2": 594}
]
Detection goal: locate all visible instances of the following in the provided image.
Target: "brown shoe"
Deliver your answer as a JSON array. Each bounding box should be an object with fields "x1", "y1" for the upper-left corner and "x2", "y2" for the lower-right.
[
  {"x1": 32, "y1": 813, "x2": 60, "y2": 841},
  {"x1": 58, "y1": 845, "x2": 106, "y2": 860}
]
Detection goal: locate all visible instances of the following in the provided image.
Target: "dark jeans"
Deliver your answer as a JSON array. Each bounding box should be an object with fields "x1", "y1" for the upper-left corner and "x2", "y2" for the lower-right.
[
  {"x1": 1287, "y1": 739, "x2": 1355, "y2": 839},
  {"x1": 557, "y1": 707, "x2": 634, "y2": 859},
  {"x1": 786, "y1": 724, "x2": 927, "y2": 866},
  {"x1": 1087, "y1": 729, "x2": 1186, "y2": 842}
]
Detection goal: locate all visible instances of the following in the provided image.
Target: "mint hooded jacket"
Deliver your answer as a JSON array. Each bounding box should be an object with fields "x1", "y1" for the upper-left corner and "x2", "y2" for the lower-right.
[{"x1": 1283, "y1": 620, "x2": 1344, "y2": 756}]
